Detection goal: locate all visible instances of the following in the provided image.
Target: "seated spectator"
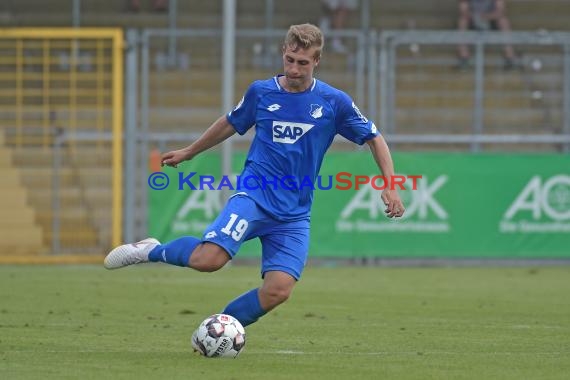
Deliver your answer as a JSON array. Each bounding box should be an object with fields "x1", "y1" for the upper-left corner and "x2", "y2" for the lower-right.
[
  {"x1": 457, "y1": 0, "x2": 518, "y2": 70},
  {"x1": 128, "y1": 0, "x2": 168, "y2": 12},
  {"x1": 320, "y1": 0, "x2": 359, "y2": 53}
]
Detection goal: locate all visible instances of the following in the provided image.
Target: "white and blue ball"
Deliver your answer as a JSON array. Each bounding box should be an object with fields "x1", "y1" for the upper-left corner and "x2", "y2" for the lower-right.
[{"x1": 191, "y1": 313, "x2": 246, "y2": 358}]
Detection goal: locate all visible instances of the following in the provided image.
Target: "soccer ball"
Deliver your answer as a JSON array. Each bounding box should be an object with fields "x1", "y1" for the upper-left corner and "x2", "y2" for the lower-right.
[{"x1": 191, "y1": 314, "x2": 246, "y2": 358}]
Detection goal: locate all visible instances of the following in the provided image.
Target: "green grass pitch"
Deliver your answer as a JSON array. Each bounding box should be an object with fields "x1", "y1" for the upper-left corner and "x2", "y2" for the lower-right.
[{"x1": 1, "y1": 264, "x2": 569, "y2": 379}]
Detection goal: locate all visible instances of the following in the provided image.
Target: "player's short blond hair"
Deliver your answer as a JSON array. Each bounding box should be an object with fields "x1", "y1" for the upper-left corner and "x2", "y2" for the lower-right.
[{"x1": 284, "y1": 24, "x2": 324, "y2": 60}]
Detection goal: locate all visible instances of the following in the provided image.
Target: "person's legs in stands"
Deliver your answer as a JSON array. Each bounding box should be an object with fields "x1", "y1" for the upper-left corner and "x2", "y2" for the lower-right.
[
  {"x1": 152, "y1": 0, "x2": 168, "y2": 12},
  {"x1": 323, "y1": 0, "x2": 358, "y2": 53},
  {"x1": 494, "y1": 8, "x2": 517, "y2": 68},
  {"x1": 457, "y1": 0, "x2": 472, "y2": 68},
  {"x1": 128, "y1": 0, "x2": 141, "y2": 12}
]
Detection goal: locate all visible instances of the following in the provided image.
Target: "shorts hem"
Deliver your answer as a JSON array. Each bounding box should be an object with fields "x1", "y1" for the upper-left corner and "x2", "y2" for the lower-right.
[
  {"x1": 261, "y1": 265, "x2": 301, "y2": 281},
  {"x1": 202, "y1": 239, "x2": 235, "y2": 259}
]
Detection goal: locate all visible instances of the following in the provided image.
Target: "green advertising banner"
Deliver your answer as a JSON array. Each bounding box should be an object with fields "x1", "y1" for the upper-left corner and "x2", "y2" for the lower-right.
[{"x1": 149, "y1": 153, "x2": 570, "y2": 258}]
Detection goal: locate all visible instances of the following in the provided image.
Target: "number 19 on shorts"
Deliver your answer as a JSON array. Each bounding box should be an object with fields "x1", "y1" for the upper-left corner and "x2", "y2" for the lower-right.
[{"x1": 220, "y1": 213, "x2": 249, "y2": 241}]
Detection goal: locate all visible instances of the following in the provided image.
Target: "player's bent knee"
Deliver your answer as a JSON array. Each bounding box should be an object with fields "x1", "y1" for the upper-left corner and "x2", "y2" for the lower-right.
[
  {"x1": 259, "y1": 271, "x2": 297, "y2": 309},
  {"x1": 259, "y1": 285, "x2": 292, "y2": 309},
  {"x1": 189, "y1": 243, "x2": 230, "y2": 272}
]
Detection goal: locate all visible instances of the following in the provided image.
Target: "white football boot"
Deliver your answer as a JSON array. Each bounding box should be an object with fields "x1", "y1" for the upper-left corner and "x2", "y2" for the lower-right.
[{"x1": 103, "y1": 237, "x2": 160, "y2": 270}]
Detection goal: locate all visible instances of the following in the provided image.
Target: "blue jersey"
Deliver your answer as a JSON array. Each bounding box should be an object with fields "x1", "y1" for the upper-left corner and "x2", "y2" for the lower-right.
[{"x1": 227, "y1": 75, "x2": 379, "y2": 221}]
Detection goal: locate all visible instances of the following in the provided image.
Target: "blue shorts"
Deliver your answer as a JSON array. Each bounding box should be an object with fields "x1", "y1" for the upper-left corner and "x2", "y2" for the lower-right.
[{"x1": 202, "y1": 193, "x2": 310, "y2": 280}]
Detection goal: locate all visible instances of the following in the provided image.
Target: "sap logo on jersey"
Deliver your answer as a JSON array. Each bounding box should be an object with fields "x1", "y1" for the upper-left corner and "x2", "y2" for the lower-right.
[{"x1": 272, "y1": 121, "x2": 314, "y2": 144}]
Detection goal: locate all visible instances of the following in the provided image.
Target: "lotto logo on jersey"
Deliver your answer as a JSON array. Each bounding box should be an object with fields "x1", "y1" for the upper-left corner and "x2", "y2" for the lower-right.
[{"x1": 272, "y1": 121, "x2": 314, "y2": 144}]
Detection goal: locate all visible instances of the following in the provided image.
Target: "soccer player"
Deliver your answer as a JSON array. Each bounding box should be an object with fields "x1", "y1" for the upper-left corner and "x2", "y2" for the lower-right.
[{"x1": 104, "y1": 23, "x2": 405, "y2": 328}]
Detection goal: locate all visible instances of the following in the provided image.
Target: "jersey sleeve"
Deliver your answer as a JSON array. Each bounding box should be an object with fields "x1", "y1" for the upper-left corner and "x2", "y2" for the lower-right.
[
  {"x1": 335, "y1": 94, "x2": 380, "y2": 145},
  {"x1": 226, "y1": 82, "x2": 259, "y2": 135}
]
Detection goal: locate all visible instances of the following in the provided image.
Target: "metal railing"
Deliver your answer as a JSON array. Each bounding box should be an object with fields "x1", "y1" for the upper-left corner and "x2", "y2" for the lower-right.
[
  {"x1": 0, "y1": 28, "x2": 123, "y2": 254},
  {"x1": 52, "y1": 130, "x2": 115, "y2": 254},
  {"x1": 378, "y1": 30, "x2": 570, "y2": 152}
]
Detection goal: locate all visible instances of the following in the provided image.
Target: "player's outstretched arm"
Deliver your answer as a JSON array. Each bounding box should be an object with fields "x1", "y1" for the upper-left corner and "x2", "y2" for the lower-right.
[
  {"x1": 161, "y1": 116, "x2": 236, "y2": 168},
  {"x1": 366, "y1": 135, "x2": 405, "y2": 218}
]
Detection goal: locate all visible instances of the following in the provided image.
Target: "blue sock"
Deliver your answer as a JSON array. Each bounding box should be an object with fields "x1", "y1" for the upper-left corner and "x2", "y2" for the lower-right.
[
  {"x1": 148, "y1": 236, "x2": 201, "y2": 267},
  {"x1": 222, "y1": 288, "x2": 266, "y2": 327}
]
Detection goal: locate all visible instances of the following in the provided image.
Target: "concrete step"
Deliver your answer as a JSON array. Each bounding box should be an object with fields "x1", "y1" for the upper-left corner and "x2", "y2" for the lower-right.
[
  {"x1": 0, "y1": 226, "x2": 44, "y2": 253},
  {"x1": 395, "y1": 93, "x2": 534, "y2": 108},
  {"x1": 9, "y1": 146, "x2": 112, "y2": 167},
  {"x1": 42, "y1": 229, "x2": 99, "y2": 248},
  {"x1": 395, "y1": 107, "x2": 560, "y2": 123}
]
